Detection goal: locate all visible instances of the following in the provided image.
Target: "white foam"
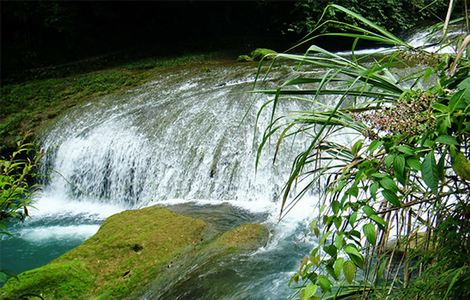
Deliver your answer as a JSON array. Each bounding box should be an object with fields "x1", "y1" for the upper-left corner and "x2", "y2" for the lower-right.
[
  {"x1": 19, "y1": 225, "x2": 100, "y2": 242},
  {"x1": 335, "y1": 47, "x2": 393, "y2": 56},
  {"x1": 30, "y1": 193, "x2": 124, "y2": 220}
]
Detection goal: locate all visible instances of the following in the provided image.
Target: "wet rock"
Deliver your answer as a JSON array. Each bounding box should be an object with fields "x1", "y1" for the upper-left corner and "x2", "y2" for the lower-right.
[{"x1": 1, "y1": 206, "x2": 268, "y2": 300}]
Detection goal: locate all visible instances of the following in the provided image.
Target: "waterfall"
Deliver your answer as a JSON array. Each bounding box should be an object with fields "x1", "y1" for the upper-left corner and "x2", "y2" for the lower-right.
[
  {"x1": 39, "y1": 63, "x2": 312, "y2": 215},
  {"x1": 3, "y1": 25, "x2": 461, "y2": 298}
]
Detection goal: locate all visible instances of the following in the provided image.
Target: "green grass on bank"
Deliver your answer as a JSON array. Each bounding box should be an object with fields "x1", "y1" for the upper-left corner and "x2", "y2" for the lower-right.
[{"x1": 0, "y1": 52, "x2": 222, "y2": 153}]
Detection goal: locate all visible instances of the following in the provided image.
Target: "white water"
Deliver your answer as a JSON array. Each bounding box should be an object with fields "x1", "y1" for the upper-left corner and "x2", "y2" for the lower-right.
[
  {"x1": 5, "y1": 27, "x2": 465, "y2": 297},
  {"x1": 334, "y1": 24, "x2": 465, "y2": 56}
]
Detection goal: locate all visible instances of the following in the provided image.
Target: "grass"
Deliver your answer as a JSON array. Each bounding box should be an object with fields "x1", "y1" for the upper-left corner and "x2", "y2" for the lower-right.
[{"x1": 0, "y1": 52, "x2": 221, "y2": 154}]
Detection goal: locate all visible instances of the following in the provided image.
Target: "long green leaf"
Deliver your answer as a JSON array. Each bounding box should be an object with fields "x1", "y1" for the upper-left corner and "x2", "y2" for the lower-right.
[{"x1": 421, "y1": 151, "x2": 439, "y2": 194}]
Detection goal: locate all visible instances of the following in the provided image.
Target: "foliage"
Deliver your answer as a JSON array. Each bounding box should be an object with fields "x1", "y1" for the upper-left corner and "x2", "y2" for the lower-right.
[
  {"x1": 256, "y1": 4, "x2": 469, "y2": 299},
  {"x1": 289, "y1": 0, "x2": 448, "y2": 35},
  {"x1": 0, "y1": 137, "x2": 43, "y2": 235}
]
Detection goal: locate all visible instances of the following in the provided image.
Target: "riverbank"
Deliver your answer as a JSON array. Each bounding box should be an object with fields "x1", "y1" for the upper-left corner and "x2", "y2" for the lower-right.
[{"x1": 0, "y1": 51, "x2": 237, "y2": 155}]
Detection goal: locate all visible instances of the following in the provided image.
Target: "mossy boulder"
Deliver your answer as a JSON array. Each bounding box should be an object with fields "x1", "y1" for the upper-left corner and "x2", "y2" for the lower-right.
[
  {"x1": 0, "y1": 206, "x2": 268, "y2": 299},
  {"x1": 250, "y1": 48, "x2": 277, "y2": 61}
]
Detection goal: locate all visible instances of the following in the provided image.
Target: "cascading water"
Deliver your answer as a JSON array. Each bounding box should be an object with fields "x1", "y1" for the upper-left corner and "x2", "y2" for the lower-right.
[
  {"x1": 1, "y1": 61, "x2": 325, "y2": 298},
  {"x1": 1, "y1": 27, "x2": 461, "y2": 298}
]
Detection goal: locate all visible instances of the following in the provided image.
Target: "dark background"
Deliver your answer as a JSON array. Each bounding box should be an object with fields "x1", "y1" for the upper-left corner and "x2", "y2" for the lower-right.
[
  {"x1": 1, "y1": 1, "x2": 300, "y2": 79},
  {"x1": 1, "y1": 0, "x2": 450, "y2": 81}
]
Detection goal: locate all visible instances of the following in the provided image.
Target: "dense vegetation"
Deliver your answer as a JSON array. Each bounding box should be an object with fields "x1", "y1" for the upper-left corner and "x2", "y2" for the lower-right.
[
  {"x1": 289, "y1": 0, "x2": 449, "y2": 35},
  {"x1": 2, "y1": 1, "x2": 449, "y2": 81},
  {"x1": 256, "y1": 4, "x2": 469, "y2": 299},
  {"x1": 0, "y1": 137, "x2": 42, "y2": 235}
]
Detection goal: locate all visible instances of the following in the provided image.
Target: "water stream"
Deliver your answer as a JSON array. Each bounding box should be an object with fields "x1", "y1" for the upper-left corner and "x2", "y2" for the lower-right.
[
  {"x1": 0, "y1": 28, "x2": 461, "y2": 298},
  {"x1": 2, "y1": 60, "x2": 324, "y2": 298}
]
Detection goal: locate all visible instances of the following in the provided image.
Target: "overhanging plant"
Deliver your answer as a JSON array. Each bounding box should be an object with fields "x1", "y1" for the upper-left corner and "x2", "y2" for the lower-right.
[{"x1": 255, "y1": 4, "x2": 469, "y2": 299}]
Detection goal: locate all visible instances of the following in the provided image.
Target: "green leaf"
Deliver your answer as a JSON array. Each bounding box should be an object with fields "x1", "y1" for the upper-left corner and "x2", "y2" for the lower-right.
[
  {"x1": 334, "y1": 234, "x2": 344, "y2": 250},
  {"x1": 382, "y1": 189, "x2": 401, "y2": 206},
  {"x1": 324, "y1": 244, "x2": 337, "y2": 257},
  {"x1": 376, "y1": 259, "x2": 388, "y2": 281},
  {"x1": 437, "y1": 151, "x2": 446, "y2": 181},
  {"x1": 371, "y1": 172, "x2": 387, "y2": 179},
  {"x1": 350, "y1": 230, "x2": 361, "y2": 239},
  {"x1": 380, "y1": 177, "x2": 398, "y2": 193},
  {"x1": 370, "y1": 182, "x2": 379, "y2": 199},
  {"x1": 363, "y1": 205, "x2": 376, "y2": 217},
  {"x1": 435, "y1": 135, "x2": 458, "y2": 145},
  {"x1": 397, "y1": 145, "x2": 415, "y2": 155},
  {"x1": 363, "y1": 223, "x2": 376, "y2": 245},
  {"x1": 449, "y1": 89, "x2": 467, "y2": 110},
  {"x1": 370, "y1": 215, "x2": 387, "y2": 229},
  {"x1": 368, "y1": 140, "x2": 383, "y2": 154},
  {"x1": 421, "y1": 152, "x2": 439, "y2": 194},
  {"x1": 384, "y1": 154, "x2": 395, "y2": 168},
  {"x1": 393, "y1": 155, "x2": 406, "y2": 184},
  {"x1": 333, "y1": 217, "x2": 342, "y2": 229},
  {"x1": 344, "y1": 244, "x2": 362, "y2": 261},
  {"x1": 343, "y1": 260, "x2": 356, "y2": 283},
  {"x1": 302, "y1": 284, "x2": 318, "y2": 299},
  {"x1": 351, "y1": 139, "x2": 363, "y2": 156},
  {"x1": 349, "y1": 212, "x2": 358, "y2": 225},
  {"x1": 347, "y1": 185, "x2": 359, "y2": 197},
  {"x1": 332, "y1": 201, "x2": 341, "y2": 215},
  {"x1": 333, "y1": 257, "x2": 345, "y2": 278},
  {"x1": 432, "y1": 102, "x2": 449, "y2": 113},
  {"x1": 310, "y1": 220, "x2": 320, "y2": 237},
  {"x1": 407, "y1": 157, "x2": 422, "y2": 171},
  {"x1": 317, "y1": 275, "x2": 332, "y2": 292},
  {"x1": 437, "y1": 115, "x2": 451, "y2": 134}
]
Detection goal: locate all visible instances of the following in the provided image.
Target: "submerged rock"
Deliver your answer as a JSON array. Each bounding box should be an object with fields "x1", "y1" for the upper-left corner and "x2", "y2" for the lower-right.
[{"x1": 0, "y1": 206, "x2": 268, "y2": 299}]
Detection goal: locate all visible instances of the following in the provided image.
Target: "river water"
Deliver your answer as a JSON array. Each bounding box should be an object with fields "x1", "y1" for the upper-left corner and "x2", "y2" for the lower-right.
[{"x1": 0, "y1": 27, "x2": 462, "y2": 298}]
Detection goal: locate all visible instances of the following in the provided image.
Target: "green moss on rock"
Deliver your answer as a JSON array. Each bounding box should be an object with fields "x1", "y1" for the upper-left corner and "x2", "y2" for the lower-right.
[
  {"x1": 0, "y1": 206, "x2": 269, "y2": 299},
  {"x1": 0, "y1": 261, "x2": 93, "y2": 300},
  {"x1": 250, "y1": 48, "x2": 277, "y2": 61},
  {"x1": 1, "y1": 206, "x2": 207, "y2": 299},
  {"x1": 237, "y1": 54, "x2": 254, "y2": 62},
  {"x1": 214, "y1": 224, "x2": 268, "y2": 250}
]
